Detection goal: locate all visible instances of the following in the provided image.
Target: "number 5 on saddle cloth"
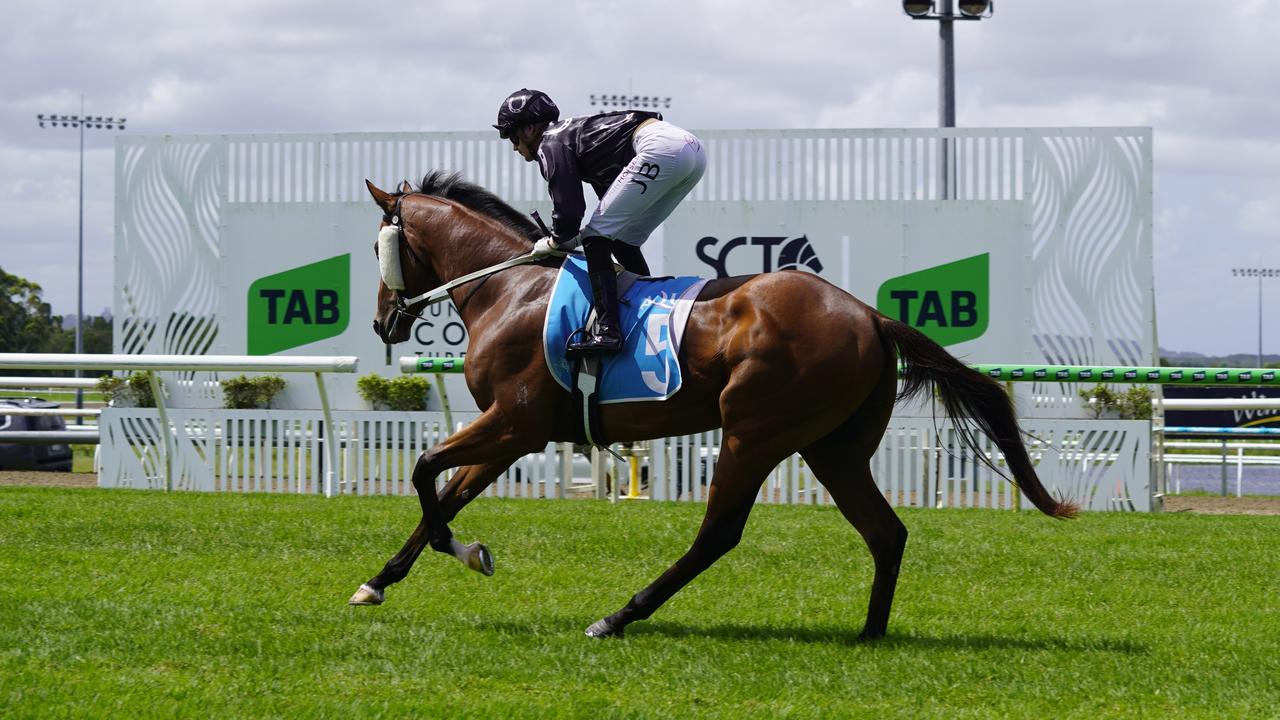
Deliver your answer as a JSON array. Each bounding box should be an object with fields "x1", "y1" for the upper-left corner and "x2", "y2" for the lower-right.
[{"x1": 543, "y1": 256, "x2": 707, "y2": 446}]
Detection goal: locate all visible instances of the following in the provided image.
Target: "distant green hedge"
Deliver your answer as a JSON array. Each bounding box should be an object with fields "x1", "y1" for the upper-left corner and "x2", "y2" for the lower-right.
[
  {"x1": 221, "y1": 374, "x2": 287, "y2": 409},
  {"x1": 356, "y1": 374, "x2": 431, "y2": 411}
]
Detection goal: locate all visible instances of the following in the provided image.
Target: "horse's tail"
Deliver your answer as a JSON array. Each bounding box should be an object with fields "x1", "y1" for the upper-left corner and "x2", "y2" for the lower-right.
[{"x1": 874, "y1": 314, "x2": 1078, "y2": 519}]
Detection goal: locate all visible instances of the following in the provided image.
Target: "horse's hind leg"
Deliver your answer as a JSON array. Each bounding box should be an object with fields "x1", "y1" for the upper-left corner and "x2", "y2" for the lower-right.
[
  {"x1": 800, "y1": 382, "x2": 906, "y2": 640},
  {"x1": 808, "y1": 453, "x2": 906, "y2": 639},
  {"x1": 585, "y1": 434, "x2": 779, "y2": 638}
]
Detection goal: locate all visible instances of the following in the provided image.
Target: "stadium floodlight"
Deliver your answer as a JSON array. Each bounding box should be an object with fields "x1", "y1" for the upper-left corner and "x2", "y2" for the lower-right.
[
  {"x1": 958, "y1": 0, "x2": 993, "y2": 17},
  {"x1": 589, "y1": 94, "x2": 673, "y2": 110},
  {"x1": 36, "y1": 96, "x2": 128, "y2": 420},
  {"x1": 904, "y1": 0, "x2": 993, "y2": 19},
  {"x1": 902, "y1": 1, "x2": 934, "y2": 17}
]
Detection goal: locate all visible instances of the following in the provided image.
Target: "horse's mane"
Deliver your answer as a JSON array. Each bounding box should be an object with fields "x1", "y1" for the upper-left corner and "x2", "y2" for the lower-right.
[{"x1": 406, "y1": 170, "x2": 540, "y2": 242}]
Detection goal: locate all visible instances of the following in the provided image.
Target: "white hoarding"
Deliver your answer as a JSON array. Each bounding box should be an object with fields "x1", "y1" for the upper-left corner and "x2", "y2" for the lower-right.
[
  {"x1": 217, "y1": 202, "x2": 481, "y2": 408},
  {"x1": 664, "y1": 200, "x2": 1032, "y2": 364},
  {"x1": 116, "y1": 128, "x2": 1152, "y2": 416}
]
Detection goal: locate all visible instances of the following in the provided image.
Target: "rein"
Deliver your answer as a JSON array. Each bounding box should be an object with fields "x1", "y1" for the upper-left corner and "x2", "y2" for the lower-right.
[
  {"x1": 385, "y1": 193, "x2": 566, "y2": 321},
  {"x1": 393, "y1": 250, "x2": 558, "y2": 316}
]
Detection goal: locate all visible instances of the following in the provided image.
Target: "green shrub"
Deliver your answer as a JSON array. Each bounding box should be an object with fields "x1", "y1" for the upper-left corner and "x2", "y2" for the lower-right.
[
  {"x1": 98, "y1": 372, "x2": 158, "y2": 408},
  {"x1": 356, "y1": 373, "x2": 430, "y2": 411},
  {"x1": 1116, "y1": 386, "x2": 1153, "y2": 421},
  {"x1": 1078, "y1": 384, "x2": 1152, "y2": 421},
  {"x1": 221, "y1": 374, "x2": 287, "y2": 409},
  {"x1": 356, "y1": 374, "x2": 390, "y2": 407},
  {"x1": 386, "y1": 376, "x2": 431, "y2": 411},
  {"x1": 1078, "y1": 385, "x2": 1118, "y2": 419}
]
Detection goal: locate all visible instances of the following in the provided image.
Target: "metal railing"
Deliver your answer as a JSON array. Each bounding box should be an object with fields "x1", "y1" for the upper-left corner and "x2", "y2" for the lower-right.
[{"x1": 0, "y1": 354, "x2": 358, "y2": 493}]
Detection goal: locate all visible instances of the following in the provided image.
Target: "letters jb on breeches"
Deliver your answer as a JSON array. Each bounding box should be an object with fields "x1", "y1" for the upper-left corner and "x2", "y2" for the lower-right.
[{"x1": 581, "y1": 122, "x2": 707, "y2": 246}]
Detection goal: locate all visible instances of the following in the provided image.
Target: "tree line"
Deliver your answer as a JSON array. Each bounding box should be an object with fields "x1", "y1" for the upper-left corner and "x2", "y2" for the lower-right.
[{"x1": 1, "y1": 265, "x2": 112, "y2": 375}]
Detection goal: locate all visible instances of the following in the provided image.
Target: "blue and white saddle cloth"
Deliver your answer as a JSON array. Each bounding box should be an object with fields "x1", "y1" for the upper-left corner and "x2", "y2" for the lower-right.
[{"x1": 543, "y1": 256, "x2": 707, "y2": 404}]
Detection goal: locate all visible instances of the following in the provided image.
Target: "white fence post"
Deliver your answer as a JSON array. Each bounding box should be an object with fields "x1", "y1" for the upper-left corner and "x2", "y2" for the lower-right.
[
  {"x1": 147, "y1": 372, "x2": 173, "y2": 492},
  {"x1": 314, "y1": 371, "x2": 339, "y2": 498}
]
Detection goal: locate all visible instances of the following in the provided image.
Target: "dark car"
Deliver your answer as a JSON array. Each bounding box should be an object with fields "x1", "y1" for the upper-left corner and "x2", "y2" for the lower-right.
[{"x1": 0, "y1": 398, "x2": 74, "y2": 472}]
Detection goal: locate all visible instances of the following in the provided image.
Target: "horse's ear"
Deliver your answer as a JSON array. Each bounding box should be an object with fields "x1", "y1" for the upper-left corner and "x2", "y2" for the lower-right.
[
  {"x1": 365, "y1": 179, "x2": 396, "y2": 214},
  {"x1": 398, "y1": 180, "x2": 413, "y2": 194}
]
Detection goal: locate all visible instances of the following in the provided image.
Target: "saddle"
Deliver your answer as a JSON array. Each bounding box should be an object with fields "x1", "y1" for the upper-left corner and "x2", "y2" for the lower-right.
[{"x1": 530, "y1": 211, "x2": 706, "y2": 448}]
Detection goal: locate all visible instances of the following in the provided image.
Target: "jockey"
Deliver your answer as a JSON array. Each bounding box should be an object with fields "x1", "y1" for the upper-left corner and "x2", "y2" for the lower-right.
[{"x1": 495, "y1": 88, "x2": 707, "y2": 356}]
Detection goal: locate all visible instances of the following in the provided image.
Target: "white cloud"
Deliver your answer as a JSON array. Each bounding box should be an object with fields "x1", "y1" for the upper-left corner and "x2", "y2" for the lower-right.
[{"x1": 1237, "y1": 199, "x2": 1280, "y2": 239}]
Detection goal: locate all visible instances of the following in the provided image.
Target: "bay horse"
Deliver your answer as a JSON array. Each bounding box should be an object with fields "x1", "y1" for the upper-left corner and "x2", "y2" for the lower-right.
[{"x1": 353, "y1": 171, "x2": 1077, "y2": 639}]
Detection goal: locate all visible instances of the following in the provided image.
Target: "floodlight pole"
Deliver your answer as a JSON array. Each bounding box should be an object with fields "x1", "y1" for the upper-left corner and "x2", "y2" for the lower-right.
[
  {"x1": 939, "y1": 0, "x2": 955, "y2": 199},
  {"x1": 76, "y1": 96, "x2": 84, "y2": 372},
  {"x1": 904, "y1": 0, "x2": 994, "y2": 199},
  {"x1": 1232, "y1": 268, "x2": 1279, "y2": 367},
  {"x1": 36, "y1": 97, "x2": 126, "y2": 421}
]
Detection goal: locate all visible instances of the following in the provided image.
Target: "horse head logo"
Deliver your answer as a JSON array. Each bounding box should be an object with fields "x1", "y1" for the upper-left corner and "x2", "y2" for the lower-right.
[{"x1": 777, "y1": 235, "x2": 824, "y2": 274}]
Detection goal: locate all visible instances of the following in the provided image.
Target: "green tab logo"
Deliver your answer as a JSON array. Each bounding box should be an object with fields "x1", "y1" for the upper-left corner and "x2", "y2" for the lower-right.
[
  {"x1": 247, "y1": 255, "x2": 350, "y2": 355},
  {"x1": 877, "y1": 253, "x2": 989, "y2": 347}
]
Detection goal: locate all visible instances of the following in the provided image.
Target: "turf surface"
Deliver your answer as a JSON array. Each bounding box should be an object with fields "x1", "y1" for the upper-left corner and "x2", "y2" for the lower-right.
[{"x1": 2, "y1": 487, "x2": 1277, "y2": 719}]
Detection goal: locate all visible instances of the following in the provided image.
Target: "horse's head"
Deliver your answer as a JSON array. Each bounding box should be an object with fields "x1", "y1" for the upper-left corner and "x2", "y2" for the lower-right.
[{"x1": 366, "y1": 179, "x2": 440, "y2": 344}]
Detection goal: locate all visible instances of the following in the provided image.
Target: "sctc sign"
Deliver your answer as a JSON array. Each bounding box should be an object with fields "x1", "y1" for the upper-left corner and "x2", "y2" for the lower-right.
[
  {"x1": 695, "y1": 235, "x2": 824, "y2": 277},
  {"x1": 876, "y1": 254, "x2": 989, "y2": 347},
  {"x1": 247, "y1": 254, "x2": 350, "y2": 355}
]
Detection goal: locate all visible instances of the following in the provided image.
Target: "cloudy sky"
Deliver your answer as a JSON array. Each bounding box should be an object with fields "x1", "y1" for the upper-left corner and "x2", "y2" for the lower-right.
[{"x1": 2, "y1": 0, "x2": 1278, "y2": 355}]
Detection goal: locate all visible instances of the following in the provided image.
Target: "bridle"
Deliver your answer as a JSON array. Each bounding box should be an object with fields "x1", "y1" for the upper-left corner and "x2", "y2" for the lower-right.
[
  {"x1": 380, "y1": 193, "x2": 562, "y2": 325},
  {"x1": 380, "y1": 194, "x2": 436, "y2": 325},
  {"x1": 382, "y1": 194, "x2": 436, "y2": 284}
]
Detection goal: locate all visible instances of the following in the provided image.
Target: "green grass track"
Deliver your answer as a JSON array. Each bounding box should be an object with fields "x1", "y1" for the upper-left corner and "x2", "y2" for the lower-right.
[{"x1": 1, "y1": 488, "x2": 1277, "y2": 719}]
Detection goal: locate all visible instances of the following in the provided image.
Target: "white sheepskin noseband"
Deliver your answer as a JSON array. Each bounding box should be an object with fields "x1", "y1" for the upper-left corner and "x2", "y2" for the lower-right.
[{"x1": 378, "y1": 225, "x2": 406, "y2": 291}]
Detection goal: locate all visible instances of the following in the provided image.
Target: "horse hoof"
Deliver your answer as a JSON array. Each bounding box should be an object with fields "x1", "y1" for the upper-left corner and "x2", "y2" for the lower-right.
[
  {"x1": 463, "y1": 542, "x2": 494, "y2": 576},
  {"x1": 348, "y1": 583, "x2": 385, "y2": 606},
  {"x1": 585, "y1": 619, "x2": 623, "y2": 638}
]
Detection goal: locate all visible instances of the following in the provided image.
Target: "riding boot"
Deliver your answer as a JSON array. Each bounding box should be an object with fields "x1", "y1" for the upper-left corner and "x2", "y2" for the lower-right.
[
  {"x1": 566, "y1": 238, "x2": 623, "y2": 357},
  {"x1": 609, "y1": 240, "x2": 650, "y2": 276}
]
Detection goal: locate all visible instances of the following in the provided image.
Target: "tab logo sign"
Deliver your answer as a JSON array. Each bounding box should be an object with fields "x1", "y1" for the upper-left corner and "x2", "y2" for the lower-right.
[
  {"x1": 876, "y1": 253, "x2": 989, "y2": 347},
  {"x1": 247, "y1": 254, "x2": 350, "y2": 355}
]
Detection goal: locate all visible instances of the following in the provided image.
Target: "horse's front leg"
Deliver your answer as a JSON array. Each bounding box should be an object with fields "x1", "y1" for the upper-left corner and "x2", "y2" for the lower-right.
[
  {"x1": 349, "y1": 408, "x2": 537, "y2": 606},
  {"x1": 348, "y1": 461, "x2": 505, "y2": 604}
]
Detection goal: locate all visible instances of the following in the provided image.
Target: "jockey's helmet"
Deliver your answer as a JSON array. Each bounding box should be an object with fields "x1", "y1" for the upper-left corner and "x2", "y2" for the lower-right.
[{"x1": 493, "y1": 89, "x2": 560, "y2": 139}]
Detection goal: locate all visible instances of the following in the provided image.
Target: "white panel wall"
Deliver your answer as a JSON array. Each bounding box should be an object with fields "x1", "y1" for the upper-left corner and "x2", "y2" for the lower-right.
[{"x1": 115, "y1": 128, "x2": 1153, "y2": 417}]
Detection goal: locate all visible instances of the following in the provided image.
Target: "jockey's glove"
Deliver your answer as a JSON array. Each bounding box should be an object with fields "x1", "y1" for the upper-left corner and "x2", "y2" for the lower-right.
[{"x1": 532, "y1": 236, "x2": 568, "y2": 256}]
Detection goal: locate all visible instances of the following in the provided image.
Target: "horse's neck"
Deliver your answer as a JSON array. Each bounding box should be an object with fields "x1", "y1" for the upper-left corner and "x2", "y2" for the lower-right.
[
  {"x1": 419, "y1": 202, "x2": 531, "y2": 283},
  {"x1": 419, "y1": 211, "x2": 538, "y2": 323},
  {"x1": 432, "y1": 224, "x2": 530, "y2": 282}
]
